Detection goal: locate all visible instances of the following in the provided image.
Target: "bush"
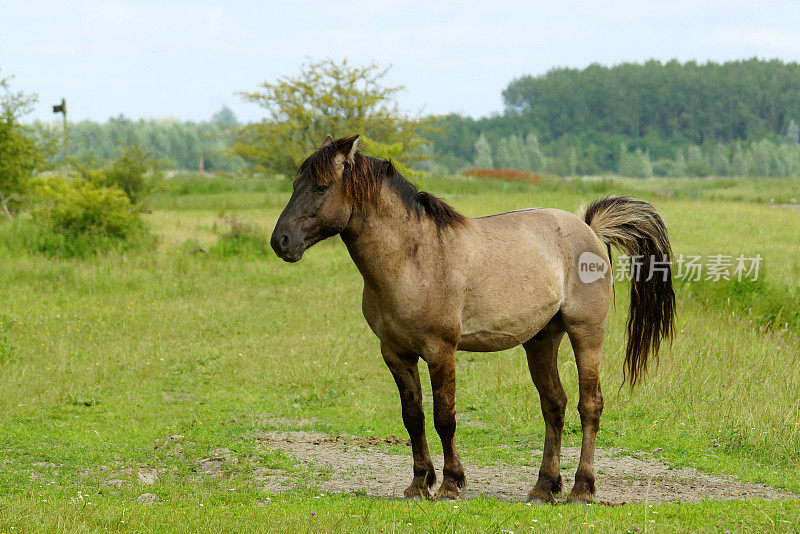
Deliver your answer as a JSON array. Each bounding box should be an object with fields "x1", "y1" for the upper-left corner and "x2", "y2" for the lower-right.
[
  {"x1": 30, "y1": 176, "x2": 140, "y2": 236},
  {"x1": 652, "y1": 158, "x2": 677, "y2": 177},
  {"x1": 1, "y1": 219, "x2": 148, "y2": 257},
  {"x1": 209, "y1": 218, "x2": 271, "y2": 257},
  {"x1": 1, "y1": 74, "x2": 44, "y2": 219},
  {"x1": 83, "y1": 145, "x2": 161, "y2": 204},
  {"x1": 14, "y1": 176, "x2": 150, "y2": 257}
]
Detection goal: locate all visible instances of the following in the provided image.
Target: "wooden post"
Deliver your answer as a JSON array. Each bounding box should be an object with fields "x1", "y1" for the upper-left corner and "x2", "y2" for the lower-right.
[
  {"x1": 62, "y1": 98, "x2": 69, "y2": 160},
  {"x1": 52, "y1": 98, "x2": 68, "y2": 160}
]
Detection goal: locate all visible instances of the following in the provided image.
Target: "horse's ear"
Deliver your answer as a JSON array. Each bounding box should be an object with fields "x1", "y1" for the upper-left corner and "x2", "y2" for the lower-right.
[
  {"x1": 341, "y1": 134, "x2": 360, "y2": 164},
  {"x1": 320, "y1": 134, "x2": 334, "y2": 149}
]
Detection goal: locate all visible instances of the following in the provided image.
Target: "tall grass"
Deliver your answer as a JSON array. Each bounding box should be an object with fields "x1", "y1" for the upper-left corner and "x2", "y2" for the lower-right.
[{"x1": 0, "y1": 218, "x2": 153, "y2": 258}]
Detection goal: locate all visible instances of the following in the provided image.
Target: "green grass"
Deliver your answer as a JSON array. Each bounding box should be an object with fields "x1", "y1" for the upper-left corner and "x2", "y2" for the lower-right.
[
  {"x1": 1, "y1": 173, "x2": 799, "y2": 532},
  {"x1": 605, "y1": 175, "x2": 800, "y2": 205},
  {"x1": 0, "y1": 218, "x2": 155, "y2": 258}
]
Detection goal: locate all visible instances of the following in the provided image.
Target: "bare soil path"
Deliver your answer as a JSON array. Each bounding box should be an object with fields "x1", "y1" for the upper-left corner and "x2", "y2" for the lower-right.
[{"x1": 250, "y1": 430, "x2": 797, "y2": 505}]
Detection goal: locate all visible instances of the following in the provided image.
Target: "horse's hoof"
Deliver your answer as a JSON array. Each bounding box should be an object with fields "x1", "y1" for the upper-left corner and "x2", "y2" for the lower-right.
[
  {"x1": 404, "y1": 487, "x2": 431, "y2": 500},
  {"x1": 526, "y1": 487, "x2": 555, "y2": 504},
  {"x1": 566, "y1": 495, "x2": 593, "y2": 505},
  {"x1": 434, "y1": 487, "x2": 461, "y2": 501},
  {"x1": 525, "y1": 497, "x2": 548, "y2": 505}
]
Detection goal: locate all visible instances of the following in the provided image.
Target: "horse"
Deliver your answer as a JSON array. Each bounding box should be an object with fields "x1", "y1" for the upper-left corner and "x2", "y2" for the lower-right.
[{"x1": 270, "y1": 134, "x2": 675, "y2": 503}]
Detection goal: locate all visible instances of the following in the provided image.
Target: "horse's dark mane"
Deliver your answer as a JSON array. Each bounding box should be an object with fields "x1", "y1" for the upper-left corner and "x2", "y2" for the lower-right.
[{"x1": 298, "y1": 136, "x2": 466, "y2": 230}]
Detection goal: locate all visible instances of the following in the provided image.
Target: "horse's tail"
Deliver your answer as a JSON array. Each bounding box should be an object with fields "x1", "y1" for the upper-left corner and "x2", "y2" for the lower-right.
[{"x1": 581, "y1": 196, "x2": 676, "y2": 386}]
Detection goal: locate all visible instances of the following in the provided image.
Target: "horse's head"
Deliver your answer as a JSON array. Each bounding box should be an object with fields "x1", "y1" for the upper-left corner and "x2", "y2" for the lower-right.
[{"x1": 271, "y1": 134, "x2": 362, "y2": 262}]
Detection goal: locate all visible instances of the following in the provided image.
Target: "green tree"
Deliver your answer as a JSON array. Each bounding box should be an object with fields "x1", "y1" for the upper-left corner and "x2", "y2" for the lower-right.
[
  {"x1": 710, "y1": 144, "x2": 730, "y2": 176},
  {"x1": 473, "y1": 133, "x2": 493, "y2": 168},
  {"x1": 524, "y1": 133, "x2": 545, "y2": 171},
  {"x1": 686, "y1": 146, "x2": 710, "y2": 176},
  {"x1": 778, "y1": 144, "x2": 800, "y2": 176},
  {"x1": 494, "y1": 137, "x2": 512, "y2": 168},
  {"x1": 672, "y1": 153, "x2": 687, "y2": 177},
  {"x1": 0, "y1": 73, "x2": 42, "y2": 220},
  {"x1": 506, "y1": 135, "x2": 527, "y2": 169},
  {"x1": 617, "y1": 144, "x2": 652, "y2": 177},
  {"x1": 426, "y1": 59, "x2": 800, "y2": 176},
  {"x1": 785, "y1": 119, "x2": 799, "y2": 146},
  {"x1": 731, "y1": 144, "x2": 748, "y2": 176},
  {"x1": 747, "y1": 140, "x2": 775, "y2": 176},
  {"x1": 234, "y1": 59, "x2": 426, "y2": 175},
  {"x1": 567, "y1": 146, "x2": 578, "y2": 176},
  {"x1": 211, "y1": 106, "x2": 238, "y2": 126},
  {"x1": 41, "y1": 116, "x2": 244, "y2": 172},
  {"x1": 84, "y1": 145, "x2": 161, "y2": 204}
]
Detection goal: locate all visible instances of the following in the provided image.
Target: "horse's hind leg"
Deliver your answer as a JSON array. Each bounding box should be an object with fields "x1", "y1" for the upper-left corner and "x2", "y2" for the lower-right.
[
  {"x1": 523, "y1": 331, "x2": 567, "y2": 503},
  {"x1": 563, "y1": 317, "x2": 606, "y2": 504},
  {"x1": 382, "y1": 344, "x2": 437, "y2": 499}
]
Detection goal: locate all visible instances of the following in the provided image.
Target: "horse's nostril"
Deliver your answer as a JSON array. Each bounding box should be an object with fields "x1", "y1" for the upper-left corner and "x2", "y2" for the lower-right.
[{"x1": 279, "y1": 234, "x2": 289, "y2": 249}]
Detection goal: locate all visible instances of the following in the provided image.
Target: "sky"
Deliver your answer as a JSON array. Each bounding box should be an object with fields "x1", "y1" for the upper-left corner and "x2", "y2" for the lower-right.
[{"x1": 3, "y1": 0, "x2": 800, "y2": 124}]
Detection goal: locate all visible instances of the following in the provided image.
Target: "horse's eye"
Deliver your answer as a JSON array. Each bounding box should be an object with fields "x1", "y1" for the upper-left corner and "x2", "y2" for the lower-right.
[{"x1": 314, "y1": 185, "x2": 329, "y2": 195}]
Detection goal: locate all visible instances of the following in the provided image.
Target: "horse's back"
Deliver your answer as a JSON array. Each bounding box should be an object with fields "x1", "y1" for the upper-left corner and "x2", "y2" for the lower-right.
[
  {"x1": 457, "y1": 208, "x2": 610, "y2": 352},
  {"x1": 466, "y1": 206, "x2": 605, "y2": 271}
]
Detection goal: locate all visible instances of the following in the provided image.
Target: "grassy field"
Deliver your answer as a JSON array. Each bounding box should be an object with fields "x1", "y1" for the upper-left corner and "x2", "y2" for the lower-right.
[{"x1": 1, "y1": 173, "x2": 799, "y2": 532}]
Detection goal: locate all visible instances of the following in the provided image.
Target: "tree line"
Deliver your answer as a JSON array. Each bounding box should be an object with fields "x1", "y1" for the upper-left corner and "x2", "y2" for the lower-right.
[
  {"x1": 34, "y1": 107, "x2": 244, "y2": 172},
  {"x1": 425, "y1": 58, "x2": 800, "y2": 176},
  {"x1": 13, "y1": 58, "x2": 800, "y2": 178}
]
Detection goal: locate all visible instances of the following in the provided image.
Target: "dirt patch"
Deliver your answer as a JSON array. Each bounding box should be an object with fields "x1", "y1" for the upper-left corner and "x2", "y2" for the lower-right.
[
  {"x1": 137, "y1": 468, "x2": 167, "y2": 485},
  {"x1": 137, "y1": 493, "x2": 159, "y2": 504},
  {"x1": 251, "y1": 430, "x2": 798, "y2": 504},
  {"x1": 195, "y1": 448, "x2": 240, "y2": 478}
]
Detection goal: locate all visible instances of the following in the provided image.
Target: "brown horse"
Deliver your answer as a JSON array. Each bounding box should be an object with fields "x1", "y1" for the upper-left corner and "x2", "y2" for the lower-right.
[{"x1": 271, "y1": 135, "x2": 675, "y2": 503}]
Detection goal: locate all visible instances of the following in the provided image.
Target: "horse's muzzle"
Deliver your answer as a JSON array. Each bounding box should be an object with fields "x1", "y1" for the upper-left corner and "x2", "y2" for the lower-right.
[{"x1": 270, "y1": 230, "x2": 304, "y2": 262}]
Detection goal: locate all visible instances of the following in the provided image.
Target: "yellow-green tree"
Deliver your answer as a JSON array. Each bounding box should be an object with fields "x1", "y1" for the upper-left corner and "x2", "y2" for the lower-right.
[
  {"x1": 234, "y1": 59, "x2": 426, "y2": 175},
  {"x1": 0, "y1": 73, "x2": 43, "y2": 220}
]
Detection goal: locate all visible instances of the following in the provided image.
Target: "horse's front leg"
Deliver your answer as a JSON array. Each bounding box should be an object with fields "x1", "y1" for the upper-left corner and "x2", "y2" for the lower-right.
[
  {"x1": 381, "y1": 343, "x2": 436, "y2": 499},
  {"x1": 427, "y1": 343, "x2": 466, "y2": 500}
]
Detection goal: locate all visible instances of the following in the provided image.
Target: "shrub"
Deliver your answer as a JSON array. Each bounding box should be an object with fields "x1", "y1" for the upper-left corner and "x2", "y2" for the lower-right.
[
  {"x1": 18, "y1": 176, "x2": 149, "y2": 256},
  {"x1": 84, "y1": 145, "x2": 161, "y2": 204},
  {"x1": 30, "y1": 176, "x2": 140, "y2": 236},
  {"x1": 209, "y1": 218, "x2": 271, "y2": 257},
  {"x1": 0, "y1": 74, "x2": 44, "y2": 219}
]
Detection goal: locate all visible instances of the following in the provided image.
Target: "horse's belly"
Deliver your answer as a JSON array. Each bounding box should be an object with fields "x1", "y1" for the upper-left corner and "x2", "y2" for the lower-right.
[
  {"x1": 457, "y1": 297, "x2": 560, "y2": 352},
  {"x1": 457, "y1": 330, "x2": 521, "y2": 352}
]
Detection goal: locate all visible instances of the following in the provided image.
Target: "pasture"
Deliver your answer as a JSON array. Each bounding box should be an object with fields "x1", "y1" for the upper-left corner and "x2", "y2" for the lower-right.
[{"x1": 1, "y1": 173, "x2": 799, "y2": 532}]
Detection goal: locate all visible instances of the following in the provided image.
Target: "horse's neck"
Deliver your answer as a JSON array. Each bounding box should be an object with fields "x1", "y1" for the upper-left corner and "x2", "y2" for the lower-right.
[{"x1": 341, "y1": 192, "x2": 434, "y2": 289}]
